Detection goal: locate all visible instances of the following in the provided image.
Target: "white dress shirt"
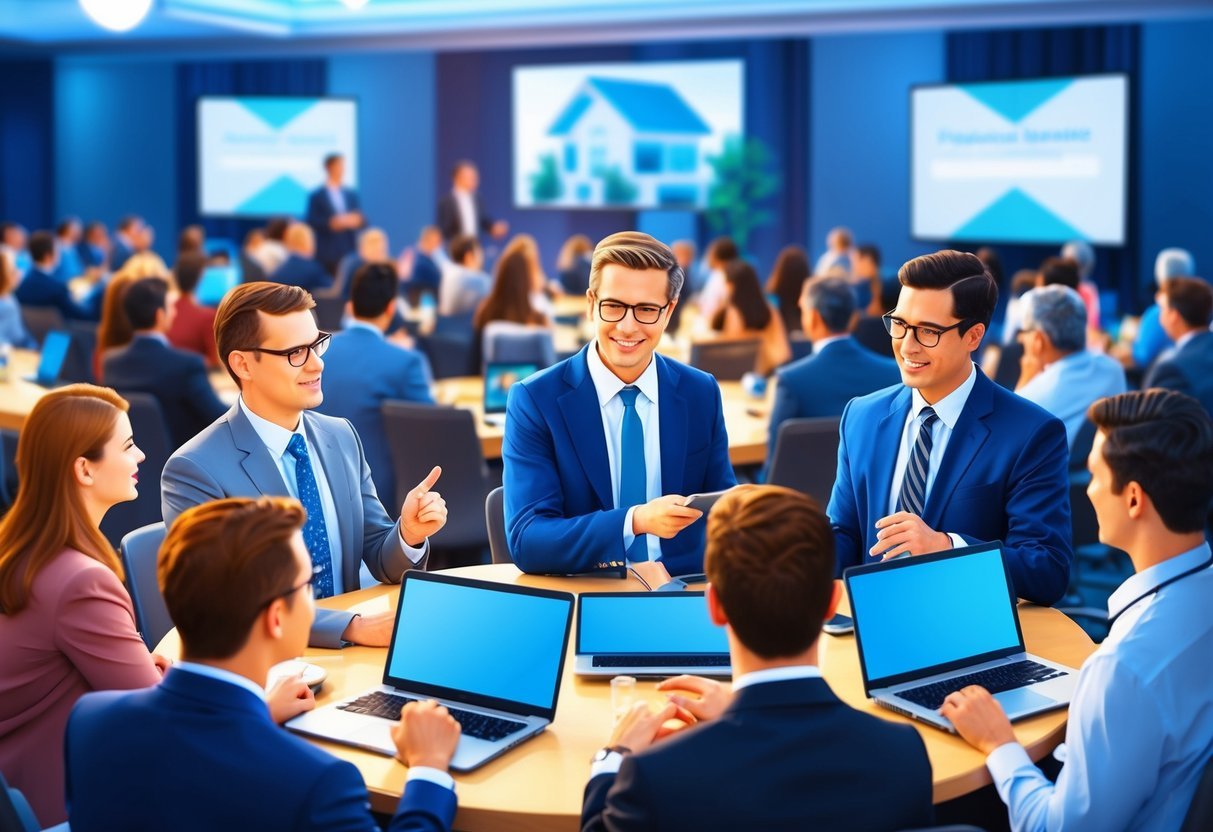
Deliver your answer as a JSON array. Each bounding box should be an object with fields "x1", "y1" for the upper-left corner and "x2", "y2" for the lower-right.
[
  {"x1": 453, "y1": 189, "x2": 476, "y2": 237},
  {"x1": 326, "y1": 185, "x2": 347, "y2": 216}
]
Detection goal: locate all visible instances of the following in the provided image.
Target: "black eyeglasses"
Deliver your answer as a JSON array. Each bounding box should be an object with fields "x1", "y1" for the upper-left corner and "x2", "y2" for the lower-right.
[
  {"x1": 239, "y1": 332, "x2": 331, "y2": 367},
  {"x1": 257, "y1": 572, "x2": 316, "y2": 613},
  {"x1": 596, "y1": 299, "x2": 670, "y2": 325},
  {"x1": 882, "y1": 314, "x2": 973, "y2": 349}
]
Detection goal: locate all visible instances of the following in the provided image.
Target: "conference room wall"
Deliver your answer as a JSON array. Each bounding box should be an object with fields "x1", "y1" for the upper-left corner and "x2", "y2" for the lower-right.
[{"x1": 0, "y1": 60, "x2": 55, "y2": 231}]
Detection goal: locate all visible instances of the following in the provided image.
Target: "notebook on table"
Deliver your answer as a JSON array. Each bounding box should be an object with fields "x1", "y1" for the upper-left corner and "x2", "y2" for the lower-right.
[
  {"x1": 287, "y1": 572, "x2": 574, "y2": 771},
  {"x1": 845, "y1": 541, "x2": 1077, "y2": 732},
  {"x1": 482, "y1": 362, "x2": 539, "y2": 426}
]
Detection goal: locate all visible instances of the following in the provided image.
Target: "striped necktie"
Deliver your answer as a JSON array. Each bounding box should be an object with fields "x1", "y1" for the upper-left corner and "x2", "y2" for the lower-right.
[{"x1": 897, "y1": 407, "x2": 938, "y2": 517}]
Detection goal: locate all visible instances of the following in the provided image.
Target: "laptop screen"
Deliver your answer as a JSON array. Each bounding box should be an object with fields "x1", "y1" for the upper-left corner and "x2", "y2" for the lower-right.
[
  {"x1": 385, "y1": 574, "x2": 573, "y2": 717},
  {"x1": 196, "y1": 265, "x2": 240, "y2": 307},
  {"x1": 577, "y1": 593, "x2": 729, "y2": 655},
  {"x1": 37, "y1": 331, "x2": 72, "y2": 383},
  {"x1": 847, "y1": 543, "x2": 1024, "y2": 690},
  {"x1": 484, "y1": 363, "x2": 539, "y2": 414}
]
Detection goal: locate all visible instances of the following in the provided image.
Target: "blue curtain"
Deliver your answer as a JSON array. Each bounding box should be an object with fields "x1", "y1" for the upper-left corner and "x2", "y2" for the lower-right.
[
  {"x1": 175, "y1": 59, "x2": 327, "y2": 251},
  {"x1": 0, "y1": 60, "x2": 55, "y2": 231},
  {"x1": 946, "y1": 25, "x2": 1141, "y2": 315}
]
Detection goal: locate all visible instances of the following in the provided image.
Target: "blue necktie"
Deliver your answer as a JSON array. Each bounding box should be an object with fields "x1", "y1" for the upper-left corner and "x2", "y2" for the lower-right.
[
  {"x1": 897, "y1": 407, "x2": 938, "y2": 517},
  {"x1": 287, "y1": 433, "x2": 336, "y2": 598},
  {"x1": 618, "y1": 387, "x2": 648, "y2": 562}
]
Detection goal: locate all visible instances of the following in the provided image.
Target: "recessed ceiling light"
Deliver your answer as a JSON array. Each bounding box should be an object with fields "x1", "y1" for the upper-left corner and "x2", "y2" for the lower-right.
[{"x1": 79, "y1": 0, "x2": 154, "y2": 32}]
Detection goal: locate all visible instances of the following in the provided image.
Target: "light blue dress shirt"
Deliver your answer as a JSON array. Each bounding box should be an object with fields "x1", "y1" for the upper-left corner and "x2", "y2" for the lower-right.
[
  {"x1": 586, "y1": 342, "x2": 663, "y2": 563},
  {"x1": 326, "y1": 185, "x2": 347, "y2": 215},
  {"x1": 1016, "y1": 351, "x2": 1127, "y2": 447},
  {"x1": 986, "y1": 542, "x2": 1213, "y2": 831}
]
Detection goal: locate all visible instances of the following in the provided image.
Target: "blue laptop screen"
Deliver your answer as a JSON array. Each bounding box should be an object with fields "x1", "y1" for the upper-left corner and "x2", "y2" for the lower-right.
[
  {"x1": 196, "y1": 265, "x2": 240, "y2": 307},
  {"x1": 484, "y1": 363, "x2": 538, "y2": 413},
  {"x1": 578, "y1": 594, "x2": 729, "y2": 654},
  {"x1": 37, "y1": 331, "x2": 72, "y2": 382},
  {"x1": 387, "y1": 578, "x2": 570, "y2": 709},
  {"x1": 848, "y1": 545, "x2": 1022, "y2": 684}
]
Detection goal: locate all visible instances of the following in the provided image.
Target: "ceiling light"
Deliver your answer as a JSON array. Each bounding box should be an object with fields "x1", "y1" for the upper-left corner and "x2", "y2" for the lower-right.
[
  {"x1": 341, "y1": 0, "x2": 371, "y2": 9},
  {"x1": 79, "y1": 0, "x2": 154, "y2": 32}
]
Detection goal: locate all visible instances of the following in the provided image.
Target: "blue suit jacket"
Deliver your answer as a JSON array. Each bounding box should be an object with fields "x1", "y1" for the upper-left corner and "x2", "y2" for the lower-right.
[
  {"x1": 270, "y1": 254, "x2": 334, "y2": 293},
  {"x1": 13, "y1": 267, "x2": 98, "y2": 321},
  {"x1": 1143, "y1": 330, "x2": 1213, "y2": 418},
  {"x1": 110, "y1": 239, "x2": 135, "y2": 272},
  {"x1": 316, "y1": 325, "x2": 436, "y2": 504},
  {"x1": 161, "y1": 405, "x2": 422, "y2": 647},
  {"x1": 102, "y1": 335, "x2": 227, "y2": 450},
  {"x1": 828, "y1": 370, "x2": 1072, "y2": 605},
  {"x1": 66, "y1": 668, "x2": 455, "y2": 832},
  {"x1": 581, "y1": 677, "x2": 933, "y2": 831},
  {"x1": 503, "y1": 346, "x2": 736, "y2": 576},
  {"x1": 307, "y1": 186, "x2": 362, "y2": 271}
]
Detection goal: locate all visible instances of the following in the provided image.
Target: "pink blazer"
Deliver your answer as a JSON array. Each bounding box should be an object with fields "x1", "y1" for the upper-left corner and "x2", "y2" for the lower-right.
[{"x1": 0, "y1": 548, "x2": 162, "y2": 826}]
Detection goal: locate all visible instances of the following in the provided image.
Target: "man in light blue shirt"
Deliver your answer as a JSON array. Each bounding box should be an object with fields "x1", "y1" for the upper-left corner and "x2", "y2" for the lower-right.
[
  {"x1": 1132, "y1": 247, "x2": 1196, "y2": 370},
  {"x1": 943, "y1": 389, "x2": 1213, "y2": 831}
]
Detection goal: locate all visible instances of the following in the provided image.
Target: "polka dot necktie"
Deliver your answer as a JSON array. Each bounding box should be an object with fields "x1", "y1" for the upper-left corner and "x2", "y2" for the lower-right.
[
  {"x1": 287, "y1": 433, "x2": 335, "y2": 598},
  {"x1": 897, "y1": 407, "x2": 938, "y2": 517},
  {"x1": 618, "y1": 387, "x2": 648, "y2": 562}
]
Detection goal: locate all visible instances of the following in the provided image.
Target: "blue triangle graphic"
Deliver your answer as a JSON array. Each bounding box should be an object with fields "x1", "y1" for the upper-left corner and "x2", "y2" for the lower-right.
[
  {"x1": 237, "y1": 98, "x2": 316, "y2": 131},
  {"x1": 959, "y1": 78, "x2": 1073, "y2": 124},
  {"x1": 951, "y1": 187, "x2": 1086, "y2": 243},
  {"x1": 235, "y1": 175, "x2": 311, "y2": 216}
]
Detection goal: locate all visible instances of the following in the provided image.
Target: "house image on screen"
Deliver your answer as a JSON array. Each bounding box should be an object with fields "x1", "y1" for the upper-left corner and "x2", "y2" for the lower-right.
[{"x1": 545, "y1": 76, "x2": 712, "y2": 207}]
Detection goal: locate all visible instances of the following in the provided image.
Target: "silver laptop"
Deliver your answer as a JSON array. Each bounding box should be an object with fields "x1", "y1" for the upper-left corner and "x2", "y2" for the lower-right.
[
  {"x1": 575, "y1": 591, "x2": 732, "y2": 678},
  {"x1": 287, "y1": 572, "x2": 574, "y2": 771},
  {"x1": 845, "y1": 542, "x2": 1077, "y2": 732},
  {"x1": 482, "y1": 361, "x2": 539, "y2": 426}
]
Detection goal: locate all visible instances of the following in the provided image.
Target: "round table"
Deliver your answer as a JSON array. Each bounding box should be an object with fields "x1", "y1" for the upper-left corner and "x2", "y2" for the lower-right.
[{"x1": 155, "y1": 563, "x2": 1096, "y2": 831}]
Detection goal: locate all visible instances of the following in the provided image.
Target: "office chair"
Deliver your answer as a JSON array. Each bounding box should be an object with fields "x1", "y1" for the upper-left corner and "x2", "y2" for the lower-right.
[
  {"x1": 483, "y1": 329, "x2": 556, "y2": 369},
  {"x1": 485, "y1": 486, "x2": 511, "y2": 565},
  {"x1": 119, "y1": 522, "x2": 172, "y2": 651},
  {"x1": 100, "y1": 393, "x2": 172, "y2": 549},
  {"x1": 61, "y1": 320, "x2": 98, "y2": 384},
  {"x1": 689, "y1": 338, "x2": 761, "y2": 381},
  {"x1": 766, "y1": 417, "x2": 842, "y2": 505},
  {"x1": 418, "y1": 332, "x2": 474, "y2": 379},
  {"x1": 311, "y1": 295, "x2": 346, "y2": 332},
  {"x1": 18, "y1": 305, "x2": 65, "y2": 348}
]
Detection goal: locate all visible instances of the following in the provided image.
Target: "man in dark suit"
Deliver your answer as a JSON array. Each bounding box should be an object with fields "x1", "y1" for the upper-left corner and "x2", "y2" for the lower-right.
[
  {"x1": 76, "y1": 221, "x2": 110, "y2": 272},
  {"x1": 14, "y1": 230, "x2": 99, "y2": 321},
  {"x1": 102, "y1": 275, "x2": 227, "y2": 449},
  {"x1": 435, "y1": 160, "x2": 507, "y2": 242},
  {"x1": 317, "y1": 263, "x2": 435, "y2": 503},
  {"x1": 306, "y1": 153, "x2": 365, "y2": 276},
  {"x1": 66, "y1": 496, "x2": 459, "y2": 832},
  {"x1": 1143, "y1": 276, "x2": 1213, "y2": 418},
  {"x1": 109, "y1": 215, "x2": 143, "y2": 272},
  {"x1": 504, "y1": 232, "x2": 735, "y2": 584},
  {"x1": 269, "y1": 222, "x2": 333, "y2": 294},
  {"x1": 581, "y1": 485, "x2": 934, "y2": 831},
  {"x1": 828, "y1": 250, "x2": 1072, "y2": 605}
]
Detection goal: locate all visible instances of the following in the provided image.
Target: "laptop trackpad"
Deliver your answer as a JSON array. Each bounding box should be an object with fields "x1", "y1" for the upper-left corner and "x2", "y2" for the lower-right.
[{"x1": 995, "y1": 686, "x2": 1056, "y2": 716}]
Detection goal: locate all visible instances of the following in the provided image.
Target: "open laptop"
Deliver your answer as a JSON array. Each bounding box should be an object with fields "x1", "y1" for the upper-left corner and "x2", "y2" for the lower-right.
[
  {"x1": 24, "y1": 330, "x2": 71, "y2": 387},
  {"x1": 195, "y1": 264, "x2": 240, "y2": 307},
  {"x1": 575, "y1": 592, "x2": 732, "y2": 678},
  {"x1": 287, "y1": 572, "x2": 574, "y2": 771},
  {"x1": 482, "y1": 361, "x2": 539, "y2": 426},
  {"x1": 845, "y1": 541, "x2": 1077, "y2": 732}
]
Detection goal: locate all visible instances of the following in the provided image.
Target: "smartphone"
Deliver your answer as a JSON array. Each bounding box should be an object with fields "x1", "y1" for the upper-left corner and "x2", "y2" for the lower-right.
[
  {"x1": 683, "y1": 489, "x2": 732, "y2": 514},
  {"x1": 823, "y1": 613, "x2": 854, "y2": 636}
]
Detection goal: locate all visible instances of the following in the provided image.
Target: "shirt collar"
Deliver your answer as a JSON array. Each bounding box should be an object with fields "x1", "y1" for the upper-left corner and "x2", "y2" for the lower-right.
[
  {"x1": 733, "y1": 664, "x2": 822, "y2": 691},
  {"x1": 1175, "y1": 330, "x2": 1199, "y2": 351},
  {"x1": 812, "y1": 334, "x2": 849, "y2": 353},
  {"x1": 345, "y1": 319, "x2": 384, "y2": 339},
  {"x1": 1107, "y1": 542, "x2": 1212, "y2": 621},
  {"x1": 133, "y1": 331, "x2": 168, "y2": 346},
  {"x1": 910, "y1": 362, "x2": 978, "y2": 430},
  {"x1": 173, "y1": 661, "x2": 267, "y2": 701},
  {"x1": 238, "y1": 396, "x2": 305, "y2": 460},
  {"x1": 586, "y1": 342, "x2": 660, "y2": 408}
]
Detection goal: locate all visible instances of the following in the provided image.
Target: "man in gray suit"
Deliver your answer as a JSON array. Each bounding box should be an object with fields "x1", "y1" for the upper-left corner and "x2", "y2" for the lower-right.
[{"x1": 162, "y1": 282, "x2": 448, "y2": 649}]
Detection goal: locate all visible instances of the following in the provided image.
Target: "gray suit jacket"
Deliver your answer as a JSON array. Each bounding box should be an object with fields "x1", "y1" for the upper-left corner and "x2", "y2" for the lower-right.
[{"x1": 161, "y1": 404, "x2": 424, "y2": 648}]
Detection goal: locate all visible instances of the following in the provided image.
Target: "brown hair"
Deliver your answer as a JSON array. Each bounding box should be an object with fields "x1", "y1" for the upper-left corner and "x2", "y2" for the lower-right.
[
  {"x1": 96, "y1": 253, "x2": 175, "y2": 373},
  {"x1": 0, "y1": 385, "x2": 128, "y2": 614},
  {"x1": 1163, "y1": 276, "x2": 1213, "y2": 329},
  {"x1": 589, "y1": 231, "x2": 684, "y2": 302},
  {"x1": 473, "y1": 244, "x2": 548, "y2": 330},
  {"x1": 0, "y1": 252, "x2": 15, "y2": 297},
  {"x1": 765, "y1": 245, "x2": 810, "y2": 334},
  {"x1": 159, "y1": 496, "x2": 307, "y2": 660},
  {"x1": 213, "y1": 281, "x2": 315, "y2": 387},
  {"x1": 705, "y1": 485, "x2": 835, "y2": 659}
]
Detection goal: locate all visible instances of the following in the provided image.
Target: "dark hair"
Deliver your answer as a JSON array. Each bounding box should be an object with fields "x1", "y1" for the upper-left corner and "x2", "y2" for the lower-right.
[
  {"x1": 705, "y1": 486, "x2": 835, "y2": 658},
  {"x1": 708, "y1": 237, "x2": 739, "y2": 265},
  {"x1": 174, "y1": 252, "x2": 207, "y2": 295},
  {"x1": 323, "y1": 153, "x2": 342, "y2": 171},
  {"x1": 1163, "y1": 277, "x2": 1213, "y2": 329},
  {"x1": 350, "y1": 263, "x2": 399, "y2": 319},
  {"x1": 765, "y1": 245, "x2": 810, "y2": 333},
  {"x1": 449, "y1": 234, "x2": 480, "y2": 265},
  {"x1": 159, "y1": 496, "x2": 307, "y2": 660},
  {"x1": 1039, "y1": 257, "x2": 1080, "y2": 290},
  {"x1": 28, "y1": 231, "x2": 55, "y2": 264},
  {"x1": 84, "y1": 220, "x2": 106, "y2": 239},
  {"x1": 588, "y1": 231, "x2": 684, "y2": 303},
  {"x1": 117, "y1": 215, "x2": 141, "y2": 233},
  {"x1": 976, "y1": 246, "x2": 1003, "y2": 287},
  {"x1": 713, "y1": 260, "x2": 771, "y2": 332},
  {"x1": 56, "y1": 216, "x2": 80, "y2": 238},
  {"x1": 177, "y1": 225, "x2": 204, "y2": 255},
  {"x1": 897, "y1": 250, "x2": 998, "y2": 328},
  {"x1": 856, "y1": 244, "x2": 882, "y2": 269},
  {"x1": 214, "y1": 282, "x2": 316, "y2": 388},
  {"x1": 1088, "y1": 390, "x2": 1213, "y2": 533},
  {"x1": 474, "y1": 247, "x2": 547, "y2": 330},
  {"x1": 264, "y1": 217, "x2": 289, "y2": 242},
  {"x1": 805, "y1": 275, "x2": 856, "y2": 333},
  {"x1": 123, "y1": 276, "x2": 171, "y2": 330}
]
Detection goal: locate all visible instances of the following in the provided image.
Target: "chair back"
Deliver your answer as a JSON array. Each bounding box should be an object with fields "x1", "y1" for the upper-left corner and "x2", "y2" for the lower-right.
[
  {"x1": 61, "y1": 319, "x2": 98, "y2": 384},
  {"x1": 101, "y1": 393, "x2": 172, "y2": 548},
  {"x1": 18, "y1": 305, "x2": 65, "y2": 348},
  {"x1": 689, "y1": 338, "x2": 761, "y2": 381},
  {"x1": 312, "y1": 295, "x2": 346, "y2": 332},
  {"x1": 1181, "y1": 755, "x2": 1213, "y2": 832},
  {"x1": 993, "y1": 341, "x2": 1024, "y2": 389},
  {"x1": 766, "y1": 416, "x2": 842, "y2": 504},
  {"x1": 0, "y1": 770, "x2": 40, "y2": 832},
  {"x1": 418, "y1": 332, "x2": 474, "y2": 379},
  {"x1": 1069, "y1": 418, "x2": 1097, "y2": 472},
  {"x1": 485, "y1": 486, "x2": 512, "y2": 564},
  {"x1": 484, "y1": 329, "x2": 556, "y2": 369},
  {"x1": 119, "y1": 522, "x2": 171, "y2": 650}
]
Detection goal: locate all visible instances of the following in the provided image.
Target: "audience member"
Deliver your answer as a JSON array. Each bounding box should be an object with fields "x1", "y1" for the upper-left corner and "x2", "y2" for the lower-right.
[
  {"x1": 438, "y1": 234, "x2": 491, "y2": 317},
  {"x1": 77, "y1": 221, "x2": 109, "y2": 273},
  {"x1": 1133, "y1": 247, "x2": 1197, "y2": 370},
  {"x1": 695, "y1": 236, "x2": 739, "y2": 326},
  {"x1": 0, "y1": 252, "x2": 34, "y2": 348},
  {"x1": 1061, "y1": 239, "x2": 1102, "y2": 332},
  {"x1": 709, "y1": 260, "x2": 791, "y2": 375},
  {"x1": 852, "y1": 274, "x2": 900, "y2": 358},
  {"x1": 109, "y1": 215, "x2": 144, "y2": 272},
  {"x1": 764, "y1": 244, "x2": 811, "y2": 336},
  {"x1": 581, "y1": 486, "x2": 933, "y2": 831},
  {"x1": 176, "y1": 224, "x2": 205, "y2": 259},
  {"x1": 404, "y1": 225, "x2": 444, "y2": 302},
  {"x1": 269, "y1": 222, "x2": 333, "y2": 294},
  {"x1": 318, "y1": 263, "x2": 435, "y2": 503},
  {"x1": 239, "y1": 227, "x2": 268, "y2": 283},
  {"x1": 66, "y1": 496, "x2": 459, "y2": 832},
  {"x1": 667, "y1": 239, "x2": 697, "y2": 335},
  {"x1": 336, "y1": 226, "x2": 391, "y2": 300},
  {"x1": 556, "y1": 233, "x2": 594, "y2": 295},
  {"x1": 103, "y1": 276, "x2": 227, "y2": 449},
  {"x1": 161, "y1": 282, "x2": 447, "y2": 648},
  {"x1": 94, "y1": 253, "x2": 174, "y2": 379},
  {"x1": 814, "y1": 225, "x2": 855, "y2": 276},
  {"x1": 167, "y1": 251, "x2": 219, "y2": 366},
  {"x1": 515, "y1": 232, "x2": 560, "y2": 314},
  {"x1": 504, "y1": 232, "x2": 735, "y2": 580},
  {"x1": 828, "y1": 250, "x2": 1072, "y2": 605},
  {"x1": 472, "y1": 240, "x2": 554, "y2": 371},
  {"x1": 1143, "y1": 276, "x2": 1213, "y2": 418},
  {"x1": 0, "y1": 222, "x2": 28, "y2": 276},
  {"x1": 53, "y1": 216, "x2": 84, "y2": 283},
  {"x1": 14, "y1": 229, "x2": 99, "y2": 321},
  {"x1": 852, "y1": 243, "x2": 885, "y2": 316},
  {"x1": 943, "y1": 389, "x2": 1213, "y2": 831},
  {"x1": 306, "y1": 152, "x2": 365, "y2": 276},
  {"x1": 254, "y1": 217, "x2": 291, "y2": 276},
  {"x1": 437, "y1": 160, "x2": 508, "y2": 241},
  {"x1": 0, "y1": 385, "x2": 167, "y2": 826},
  {"x1": 1000, "y1": 267, "x2": 1041, "y2": 345}
]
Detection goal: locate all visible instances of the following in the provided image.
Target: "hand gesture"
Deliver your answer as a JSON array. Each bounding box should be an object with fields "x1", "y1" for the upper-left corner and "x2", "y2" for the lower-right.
[
  {"x1": 633, "y1": 495, "x2": 702, "y2": 539},
  {"x1": 266, "y1": 673, "x2": 316, "y2": 724},
  {"x1": 871, "y1": 511, "x2": 951, "y2": 560},
  {"x1": 608, "y1": 701, "x2": 681, "y2": 754},
  {"x1": 392, "y1": 699, "x2": 461, "y2": 770},
  {"x1": 400, "y1": 466, "x2": 447, "y2": 547},
  {"x1": 939, "y1": 685, "x2": 1017, "y2": 755},
  {"x1": 657, "y1": 675, "x2": 731, "y2": 726}
]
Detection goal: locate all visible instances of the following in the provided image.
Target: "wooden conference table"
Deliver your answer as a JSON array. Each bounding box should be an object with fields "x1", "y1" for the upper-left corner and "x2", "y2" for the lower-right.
[{"x1": 157, "y1": 564, "x2": 1096, "y2": 832}]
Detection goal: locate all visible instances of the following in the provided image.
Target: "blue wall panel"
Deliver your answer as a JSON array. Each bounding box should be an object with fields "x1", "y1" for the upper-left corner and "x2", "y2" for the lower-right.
[{"x1": 0, "y1": 60, "x2": 55, "y2": 231}]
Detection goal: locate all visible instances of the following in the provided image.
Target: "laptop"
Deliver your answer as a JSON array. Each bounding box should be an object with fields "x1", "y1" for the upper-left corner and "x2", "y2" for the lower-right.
[
  {"x1": 482, "y1": 361, "x2": 539, "y2": 426},
  {"x1": 287, "y1": 572, "x2": 574, "y2": 771},
  {"x1": 24, "y1": 330, "x2": 71, "y2": 387},
  {"x1": 845, "y1": 542, "x2": 1078, "y2": 732},
  {"x1": 575, "y1": 591, "x2": 732, "y2": 678},
  {"x1": 195, "y1": 264, "x2": 240, "y2": 307}
]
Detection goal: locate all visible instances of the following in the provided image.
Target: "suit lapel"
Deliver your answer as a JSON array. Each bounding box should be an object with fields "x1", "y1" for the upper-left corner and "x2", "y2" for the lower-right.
[
  {"x1": 657, "y1": 356, "x2": 687, "y2": 496},
  {"x1": 558, "y1": 347, "x2": 614, "y2": 509},
  {"x1": 868, "y1": 387, "x2": 912, "y2": 526},
  {"x1": 923, "y1": 372, "x2": 993, "y2": 526},
  {"x1": 227, "y1": 405, "x2": 291, "y2": 497}
]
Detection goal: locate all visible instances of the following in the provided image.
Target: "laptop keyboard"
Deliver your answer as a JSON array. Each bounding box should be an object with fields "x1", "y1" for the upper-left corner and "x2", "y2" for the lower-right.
[
  {"x1": 898, "y1": 660, "x2": 1069, "y2": 711},
  {"x1": 592, "y1": 654, "x2": 730, "y2": 668},
  {"x1": 338, "y1": 691, "x2": 527, "y2": 742}
]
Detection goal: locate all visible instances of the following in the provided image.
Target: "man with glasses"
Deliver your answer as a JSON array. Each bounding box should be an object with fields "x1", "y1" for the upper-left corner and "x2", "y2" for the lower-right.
[
  {"x1": 827, "y1": 250, "x2": 1072, "y2": 605},
  {"x1": 162, "y1": 282, "x2": 448, "y2": 648},
  {"x1": 503, "y1": 231, "x2": 735, "y2": 583}
]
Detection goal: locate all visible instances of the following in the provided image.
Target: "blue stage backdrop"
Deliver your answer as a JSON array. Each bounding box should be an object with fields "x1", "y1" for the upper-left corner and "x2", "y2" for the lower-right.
[{"x1": 0, "y1": 60, "x2": 55, "y2": 231}]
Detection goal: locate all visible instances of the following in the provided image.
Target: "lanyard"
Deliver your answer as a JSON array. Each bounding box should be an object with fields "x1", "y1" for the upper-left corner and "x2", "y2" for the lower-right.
[{"x1": 1107, "y1": 557, "x2": 1213, "y2": 627}]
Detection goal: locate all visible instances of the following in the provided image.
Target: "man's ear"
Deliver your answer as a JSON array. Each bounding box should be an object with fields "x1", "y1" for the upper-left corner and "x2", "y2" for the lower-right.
[
  {"x1": 263, "y1": 598, "x2": 286, "y2": 642},
  {"x1": 1124, "y1": 480, "x2": 1148, "y2": 520},
  {"x1": 964, "y1": 321, "x2": 986, "y2": 352},
  {"x1": 706, "y1": 583, "x2": 728, "y2": 627},
  {"x1": 228, "y1": 350, "x2": 254, "y2": 384}
]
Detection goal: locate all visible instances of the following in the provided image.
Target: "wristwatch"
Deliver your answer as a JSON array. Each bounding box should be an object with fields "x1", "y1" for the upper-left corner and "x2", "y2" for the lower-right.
[{"x1": 591, "y1": 745, "x2": 632, "y2": 764}]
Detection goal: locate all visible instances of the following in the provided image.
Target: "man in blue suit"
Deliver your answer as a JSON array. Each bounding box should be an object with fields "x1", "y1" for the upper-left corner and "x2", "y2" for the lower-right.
[
  {"x1": 66, "y1": 496, "x2": 459, "y2": 832},
  {"x1": 504, "y1": 232, "x2": 735, "y2": 583},
  {"x1": 306, "y1": 153, "x2": 365, "y2": 277},
  {"x1": 109, "y1": 215, "x2": 143, "y2": 272},
  {"x1": 14, "y1": 230, "x2": 99, "y2": 321},
  {"x1": 828, "y1": 250, "x2": 1072, "y2": 606},
  {"x1": 764, "y1": 274, "x2": 900, "y2": 477},
  {"x1": 318, "y1": 263, "x2": 435, "y2": 503},
  {"x1": 581, "y1": 486, "x2": 934, "y2": 831},
  {"x1": 270, "y1": 222, "x2": 334, "y2": 294},
  {"x1": 162, "y1": 282, "x2": 448, "y2": 648},
  {"x1": 1143, "y1": 276, "x2": 1213, "y2": 419}
]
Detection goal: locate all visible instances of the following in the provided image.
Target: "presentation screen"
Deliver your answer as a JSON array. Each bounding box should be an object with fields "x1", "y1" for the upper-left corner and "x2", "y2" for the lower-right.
[
  {"x1": 912, "y1": 75, "x2": 1127, "y2": 245},
  {"x1": 513, "y1": 60, "x2": 744, "y2": 210},
  {"x1": 198, "y1": 96, "x2": 357, "y2": 217}
]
